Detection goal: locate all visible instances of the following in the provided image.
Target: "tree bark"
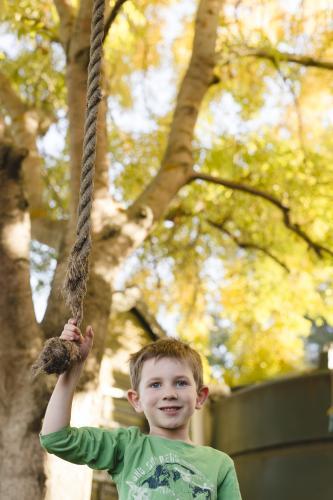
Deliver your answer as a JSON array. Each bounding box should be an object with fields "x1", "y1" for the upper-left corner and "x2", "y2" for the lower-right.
[
  {"x1": 0, "y1": 142, "x2": 47, "y2": 500},
  {"x1": 0, "y1": 72, "x2": 46, "y2": 217}
]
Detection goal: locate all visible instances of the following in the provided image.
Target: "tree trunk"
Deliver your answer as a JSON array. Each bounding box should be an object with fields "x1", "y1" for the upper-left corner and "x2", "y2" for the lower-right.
[
  {"x1": 42, "y1": 29, "x2": 114, "y2": 367},
  {"x1": 0, "y1": 142, "x2": 47, "y2": 500}
]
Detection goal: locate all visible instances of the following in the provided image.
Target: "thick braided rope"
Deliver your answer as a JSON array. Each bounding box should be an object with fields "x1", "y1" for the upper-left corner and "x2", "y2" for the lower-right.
[
  {"x1": 31, "y1": 0, "x2": 106, "y2": 377},
  {"x1": 63, "y1": 0, "x2": 105, "y2": 326}
]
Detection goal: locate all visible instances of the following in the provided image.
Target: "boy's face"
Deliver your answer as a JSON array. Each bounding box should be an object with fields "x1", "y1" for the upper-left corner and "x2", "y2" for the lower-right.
[{"x1": 127, "y1": 356, "x2": 209, "y2": 442}]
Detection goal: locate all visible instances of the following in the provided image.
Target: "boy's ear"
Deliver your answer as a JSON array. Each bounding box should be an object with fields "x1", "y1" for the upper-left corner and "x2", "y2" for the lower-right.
[
  {"x1": 195, "y1": 385, "x2": 209, "y2": 410},
  {"x1": 127, "y1": 389, "x2": 143, "y2": 413}
]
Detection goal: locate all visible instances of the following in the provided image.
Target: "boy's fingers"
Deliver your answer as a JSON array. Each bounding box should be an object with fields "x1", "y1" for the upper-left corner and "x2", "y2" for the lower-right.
[
  {"x1": 60, "y1": 332, "x2": 78, "y2": 341},
  {"x1": 61, "y1": 324, "x2": 81, "y2": 339},
  {"x1": 65, "y1": 323, "x2": 81, "y2": 332},
  {"x1": 85, "y1": 326, "x2": 94, "y2": 341}
]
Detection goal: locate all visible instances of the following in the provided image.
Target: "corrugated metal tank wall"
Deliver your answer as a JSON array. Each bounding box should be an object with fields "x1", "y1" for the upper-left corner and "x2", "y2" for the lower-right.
[{"x1": 212, "y1": 371, "x2": 333, "y2": 500}]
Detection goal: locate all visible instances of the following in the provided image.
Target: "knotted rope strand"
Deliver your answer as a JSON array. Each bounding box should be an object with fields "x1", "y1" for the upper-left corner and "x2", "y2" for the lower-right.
[
  {"x1": 32, "y1": 0, "x2": 105, "y2": 376},
  {"x1": 63, "y1": 0, "x2": 106, "y2": 326}
]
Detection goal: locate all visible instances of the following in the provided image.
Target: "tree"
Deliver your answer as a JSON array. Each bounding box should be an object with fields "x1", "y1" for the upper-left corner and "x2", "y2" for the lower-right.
[
  {"x1": 1, "y1": 0, "x2": 221, "y2": 497},
  {"x1": 124, "y1": 0, "x2": 333, "y2": 386},
  {"x1": 1, "y1": 0, "x2": 333, "y2": 497}
]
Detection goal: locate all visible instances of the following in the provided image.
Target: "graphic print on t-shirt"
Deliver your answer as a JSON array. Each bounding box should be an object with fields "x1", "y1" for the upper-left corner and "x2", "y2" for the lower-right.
[{"x1": 126, "y1": 451, "x2": 215, "y2": 499}]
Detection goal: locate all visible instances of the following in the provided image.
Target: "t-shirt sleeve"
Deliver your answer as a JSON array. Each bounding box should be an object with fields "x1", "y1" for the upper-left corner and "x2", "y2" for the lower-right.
[
  {"x1": 217, "y1": 459, "x2": 242, "y2": 500},
  {"x1": 40, "y1": 426, "x2": 130, "y2": 473}
]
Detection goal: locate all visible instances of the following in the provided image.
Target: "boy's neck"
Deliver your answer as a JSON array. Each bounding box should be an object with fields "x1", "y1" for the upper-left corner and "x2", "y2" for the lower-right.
[{"x1": 149, "y1": 424, "x2": 193, "y2": 444}]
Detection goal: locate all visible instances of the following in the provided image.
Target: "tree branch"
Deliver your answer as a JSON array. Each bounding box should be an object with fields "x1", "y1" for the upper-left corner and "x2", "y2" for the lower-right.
[
  {"x1": 222, "y1": 46, "x2": 333, "y2": 71},
  {"x1": 54, "y1": 0, "x2": 74, "y2": 20},
  {"x1": 0, "y1": 72, "x2": 27, "y2": 118},
  {"x1": 69, "y1": 0, "x2": 94, "y2": 64},
  {"x1": 128, "y1": 0, "x2": 222, "y2": 222},
  {"x1": 192, "y1": 171, "x2": 290, "y2": 209},
  {"x1": 247, "y1": 47, "x2": 333, "y2": 71},
  {"x1": 53, "y1": 0, "x2": 75, "y2": 48},
  {"x1": 31, "y1": 218, "x2": 67, "y2": 249},
  {"x1": 103, "y1": 0, "x2": 128, "y2": 43},
  {"x1": 165, "y1": 205, "x2": 290, "y2": 271},
  {"x1": 69, "y1": 0, "x2": 127, "y2": 66},
  {"x1": 190, "y1": 172, "x2": 333, "y2": 258},
  {"x1": 207, "y1": 219, "x2": 290, "y2": 272}
]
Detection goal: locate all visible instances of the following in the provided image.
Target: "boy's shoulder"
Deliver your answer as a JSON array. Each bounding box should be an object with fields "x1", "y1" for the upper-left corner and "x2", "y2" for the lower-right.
[
  {"x1": 192, "y1": 443, "x2": 234, "y2": 465},
  {"x1": 111, "y1": 425, "x2": 140, "y2": 434},
  {"x1": 94, "y1": 425, "x2": 142, "y2": 443}
]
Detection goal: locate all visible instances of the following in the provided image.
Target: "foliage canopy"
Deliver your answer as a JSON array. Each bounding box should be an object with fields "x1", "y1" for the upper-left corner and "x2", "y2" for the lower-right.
[{"x1": 2, "y1": 0, "x2": 333, "y2": 386}]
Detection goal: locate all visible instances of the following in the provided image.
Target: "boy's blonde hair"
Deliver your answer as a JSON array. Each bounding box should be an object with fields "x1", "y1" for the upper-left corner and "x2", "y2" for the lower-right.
[{"x1": 129, "y1": 338, "x2": 204, "y2": 392}]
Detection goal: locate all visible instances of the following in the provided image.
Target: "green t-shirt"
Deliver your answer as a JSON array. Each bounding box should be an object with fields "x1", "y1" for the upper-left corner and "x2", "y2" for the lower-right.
[{"x1": 40, "y1": 426, "x2": 242, "y2": 499}]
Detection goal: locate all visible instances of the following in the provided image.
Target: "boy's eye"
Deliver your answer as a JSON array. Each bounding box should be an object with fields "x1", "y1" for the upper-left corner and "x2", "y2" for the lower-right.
[
  {"x1": 149, "y1": 382, "x2": 161, "y2": 388},
  {"x1": 176, "y1": 380, "x2": 188, "y2": 387}
]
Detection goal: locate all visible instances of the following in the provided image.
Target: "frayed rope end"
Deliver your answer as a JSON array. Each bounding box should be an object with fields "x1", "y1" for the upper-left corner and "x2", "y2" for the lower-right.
[{"x1": 31, "y1": 337, "x2": 82, "y2": 377}]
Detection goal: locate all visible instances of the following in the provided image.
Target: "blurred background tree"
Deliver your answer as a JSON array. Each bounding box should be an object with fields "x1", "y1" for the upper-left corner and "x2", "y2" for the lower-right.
[{"x1": 107, "y1": 0, "x2": 333, "y2": 385}]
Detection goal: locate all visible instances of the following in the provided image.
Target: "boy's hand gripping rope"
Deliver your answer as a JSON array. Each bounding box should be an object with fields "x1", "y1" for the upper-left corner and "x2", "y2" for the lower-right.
[{"x1": 32, "y1": 0, "x2": 105, "y2": 376}]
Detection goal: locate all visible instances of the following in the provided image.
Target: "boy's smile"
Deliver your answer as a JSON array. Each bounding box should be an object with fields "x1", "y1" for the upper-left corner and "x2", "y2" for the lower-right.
[{"x1": 127, "y1": 356, "x2": 209, "y2": 442}]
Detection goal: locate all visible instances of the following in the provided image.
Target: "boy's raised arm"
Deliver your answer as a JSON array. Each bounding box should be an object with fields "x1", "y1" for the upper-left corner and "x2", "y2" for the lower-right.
[{"x1": 40, "y1": 320, "x2": 94, "y2": 436}]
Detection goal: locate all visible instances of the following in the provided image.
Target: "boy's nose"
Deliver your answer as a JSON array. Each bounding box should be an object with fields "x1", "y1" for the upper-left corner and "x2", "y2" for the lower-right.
[{"x1": 162, "y1": 388, "x2": 178, "y2": 400}]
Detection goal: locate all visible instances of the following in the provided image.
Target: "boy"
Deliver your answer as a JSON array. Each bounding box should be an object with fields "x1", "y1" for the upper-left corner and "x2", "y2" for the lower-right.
[{"x1": 40, "y1": 319, "x2": 242, "y2": 499}]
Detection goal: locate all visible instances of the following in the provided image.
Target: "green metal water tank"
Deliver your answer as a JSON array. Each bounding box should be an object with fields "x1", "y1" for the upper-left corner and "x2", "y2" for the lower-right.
[{"x1": 212, "y1": 371, "x2": 333, "y2": 500}]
